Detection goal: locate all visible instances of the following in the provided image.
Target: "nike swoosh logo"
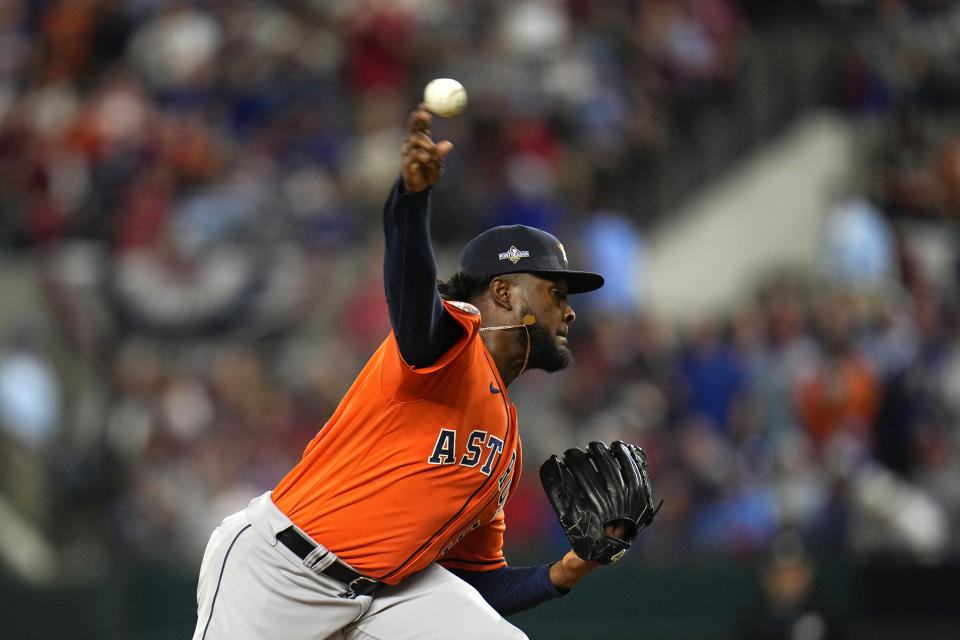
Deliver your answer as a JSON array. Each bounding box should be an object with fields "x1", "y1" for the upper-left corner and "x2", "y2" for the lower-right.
[{"x1": 489, "y1": 382, "x2": 501, "y2": 394}]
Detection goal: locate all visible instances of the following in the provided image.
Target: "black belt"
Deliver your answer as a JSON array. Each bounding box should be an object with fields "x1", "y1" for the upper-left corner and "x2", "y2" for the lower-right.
[{"x1": 276, "y1": 526, "x2": 379, "y2": 597}]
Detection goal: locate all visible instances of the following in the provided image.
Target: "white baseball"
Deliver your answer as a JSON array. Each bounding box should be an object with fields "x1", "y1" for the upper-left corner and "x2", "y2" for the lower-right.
[{"x1": 423, "y1": 78, "x2": 467, "y2": 117}]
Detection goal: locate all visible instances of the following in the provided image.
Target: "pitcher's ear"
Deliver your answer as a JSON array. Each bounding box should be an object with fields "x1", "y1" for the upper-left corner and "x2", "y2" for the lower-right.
[{"x1": 488, "y1": 276, "x2": 514, "y2": 311}]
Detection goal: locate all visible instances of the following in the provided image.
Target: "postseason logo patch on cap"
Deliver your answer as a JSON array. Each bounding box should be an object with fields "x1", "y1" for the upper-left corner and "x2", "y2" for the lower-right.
[{"x1": 498, "y1": 246, "x2": 530, "y2": 264}]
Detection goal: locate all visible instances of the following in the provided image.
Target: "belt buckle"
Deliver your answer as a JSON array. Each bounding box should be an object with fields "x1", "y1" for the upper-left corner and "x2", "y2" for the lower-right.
[{"x1": 344, "y1": 576, "x2": 378, "y2": 598}]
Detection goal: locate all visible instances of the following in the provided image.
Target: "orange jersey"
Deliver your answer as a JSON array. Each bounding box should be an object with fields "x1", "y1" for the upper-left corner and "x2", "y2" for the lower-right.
[{"x1": 272, "y1": 300, "x2": 522, "y2": 585}]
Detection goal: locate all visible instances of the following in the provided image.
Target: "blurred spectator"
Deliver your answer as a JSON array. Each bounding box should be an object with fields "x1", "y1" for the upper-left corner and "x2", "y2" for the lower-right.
[
  {"x1": 935, "y1": 134, "x2": 960, "y2": 218},
  {"x1": 796, "y1": 294, "x2": 881, "y2": 452},
  {"x1": 875, "y1": 111, "x2": 938, "y2": 218},
  {"x1": 848, "y1": 463, "x2": 951, "y2": 563},
  {"x1": 820, "y1": 191, "x2": 897, "y2": 289},
  {"x1": 0, "y1": 321, "x2": 61, "y2": 525},
  {"x1": 579, "y1": 210, "x2": 647, "y2": 313},
  {"x1": 0, "y1": 324, "x2": 61, "y2": 449},
  {"x1": 737, "y1": 531, "x2": 848, "y2": 640},
  {"x1": 678, "y1": 317, "x2": 747, "y2": 432}
]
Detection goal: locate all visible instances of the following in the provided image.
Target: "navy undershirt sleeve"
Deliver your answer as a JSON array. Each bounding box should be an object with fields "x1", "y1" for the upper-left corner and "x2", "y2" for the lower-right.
[
  {"x1": 449, "y1": 564, "x2": 567, "y2": 616},
  {"x1": 382, "y1": 178, "x2": 464, "y2": 367}
]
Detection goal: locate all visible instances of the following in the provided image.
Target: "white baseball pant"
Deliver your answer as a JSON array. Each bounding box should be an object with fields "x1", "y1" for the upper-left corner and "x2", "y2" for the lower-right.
[{"x1": 193, "y1": 492, "x2": 528, "y2": 640}]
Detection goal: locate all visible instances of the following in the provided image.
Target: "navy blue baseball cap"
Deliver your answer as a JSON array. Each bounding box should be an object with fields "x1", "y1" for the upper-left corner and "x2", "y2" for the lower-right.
[{"x1": 460, "y1": 224, "x2": 604, "y2": 294}]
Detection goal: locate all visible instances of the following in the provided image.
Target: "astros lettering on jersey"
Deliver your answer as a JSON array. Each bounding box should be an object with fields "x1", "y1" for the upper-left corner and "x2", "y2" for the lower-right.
[{"x1": 272, "y1": 300, "x2": 522, "y2": 585}]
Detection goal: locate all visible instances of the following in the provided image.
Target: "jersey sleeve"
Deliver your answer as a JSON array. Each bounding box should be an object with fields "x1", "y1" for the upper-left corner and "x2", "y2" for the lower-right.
[
  {"x1": 379, "y1": 300, "x2": 483, "y2": 401},
  {"x1": 437, "y1": 509, "x2": 507, "y2": 572}
]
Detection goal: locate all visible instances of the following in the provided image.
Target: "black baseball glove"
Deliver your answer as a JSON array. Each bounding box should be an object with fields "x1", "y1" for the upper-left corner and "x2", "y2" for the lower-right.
[{"x1": 539, "y1": 441, "x2": 659, "y2": 564}]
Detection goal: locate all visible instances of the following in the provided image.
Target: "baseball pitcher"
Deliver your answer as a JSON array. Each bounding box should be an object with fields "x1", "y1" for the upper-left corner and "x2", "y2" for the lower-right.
[{"x1": 193, "y1": 105, "x2": 657, "y2": 640}]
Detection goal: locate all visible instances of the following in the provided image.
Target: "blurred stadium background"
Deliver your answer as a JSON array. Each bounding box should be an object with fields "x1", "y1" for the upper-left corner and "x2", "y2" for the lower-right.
[{"x1": 1, "y1": 0, "x2": 959, "y2": 638}]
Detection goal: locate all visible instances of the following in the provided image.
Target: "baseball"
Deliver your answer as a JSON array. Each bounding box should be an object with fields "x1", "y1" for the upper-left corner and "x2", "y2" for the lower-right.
[{"x1": 423, "y1": 78, "x2": 467, "y2": 117}]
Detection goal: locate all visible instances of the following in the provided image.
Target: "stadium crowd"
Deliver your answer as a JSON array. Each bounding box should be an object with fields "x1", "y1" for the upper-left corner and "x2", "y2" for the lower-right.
[{"x1": 0, "y1": 0, "x2": 959, "y2": 578}]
